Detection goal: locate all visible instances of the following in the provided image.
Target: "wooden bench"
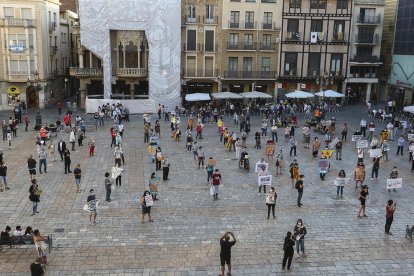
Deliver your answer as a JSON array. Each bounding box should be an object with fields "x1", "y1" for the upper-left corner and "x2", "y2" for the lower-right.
[{"x1": 0, "y1": 235, "x2": 53, "y2": 253}]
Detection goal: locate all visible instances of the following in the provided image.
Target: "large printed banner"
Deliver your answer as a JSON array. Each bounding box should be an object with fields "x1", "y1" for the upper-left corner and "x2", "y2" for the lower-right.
[
  {"x1": 334, "y1": 177, "x2": 350, "y2": 186},
  {"x1": 258, "y1": 175, "x2": 272, "y2": 186},
  {"x1": 386, "y1": 178, "x2": 402, "y2": 190},
  {"x1": 356, "y1": 140, "x2": 368, "y2": 148}
]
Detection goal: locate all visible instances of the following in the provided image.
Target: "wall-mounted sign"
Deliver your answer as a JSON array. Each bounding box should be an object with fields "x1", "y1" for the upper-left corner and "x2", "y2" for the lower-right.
[{"x1": 7, "y1": 85, "x2": 20, "y2": 95}]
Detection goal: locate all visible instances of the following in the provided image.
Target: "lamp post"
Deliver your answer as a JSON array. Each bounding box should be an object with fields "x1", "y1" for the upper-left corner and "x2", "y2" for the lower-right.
[{"x1": 315, "y1": 72, "x2": 333, "y2": 101}]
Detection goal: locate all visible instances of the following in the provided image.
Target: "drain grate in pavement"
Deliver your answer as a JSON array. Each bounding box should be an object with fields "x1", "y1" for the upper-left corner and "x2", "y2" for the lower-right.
[{"x1": 54, "y1": 228, "x2": 65, "y2": 233}]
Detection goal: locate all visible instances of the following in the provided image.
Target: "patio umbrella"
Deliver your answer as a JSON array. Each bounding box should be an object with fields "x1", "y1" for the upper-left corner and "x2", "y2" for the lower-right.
[
  {"x1": 285, "y1": 90, "x2": 314, "y2": 99},
  {"x1": 185, "y1": 93, "x2": 211, "y2": 102},
  {"x1": 211, "y1": 92, "x2": 243, "y2": 99},
  {"x1": 403, "y1": 105, "x2": 414, "y2": 114},
  {"x1": 315, "y1": 90, "x2": 345, "y2": 98},
  {"x1": 240, "y1": 91, "x2": 272, "y2": 99}
]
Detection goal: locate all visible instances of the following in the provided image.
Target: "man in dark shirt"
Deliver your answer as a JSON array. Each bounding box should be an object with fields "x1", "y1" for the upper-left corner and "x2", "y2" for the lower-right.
[
  {"x1": 295, "y1": 174, "x2": 305, "y2": 207},
  {"x1": 220, "y1": 231, "x2": 236, "y2": 276},
  {"x1": 27, "y1": 155, "x2": 37, "y2": 181},
  {"x1": 30, "y1": 257, "x2": 45, "y2": 276}
]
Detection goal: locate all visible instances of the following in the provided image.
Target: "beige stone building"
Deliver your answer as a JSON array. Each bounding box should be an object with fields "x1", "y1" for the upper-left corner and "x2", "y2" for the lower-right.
[
  {"x1": 0, "y1": 0, "x2": 76, "y2": 110},
  {"x1": 220, "y1": 0, "x2": 281, "y2": 95},
  {"x1": 278, "y1": 0, "x2": 351, "y2": 97}
]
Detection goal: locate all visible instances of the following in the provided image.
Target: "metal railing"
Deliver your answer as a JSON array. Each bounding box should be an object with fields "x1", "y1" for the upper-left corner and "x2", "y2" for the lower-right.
[
  {"x1": 332, "y1": 32, "x2": 346, "y2": 42},
  {"x1": 355, "y1": 34, "x2": 379, "y2": 44},
  {"x1": 227, "y1": 42, "x2": 257, "y2": 50},
  {"x1": 183, "y1": 43, "x2": 201, "y2": 52},
  {"x1": 307, "y1": 68, "x2": 320, "y2": 78},
  {"x1": 260, "y1": 43, "x2": 276, "y2": 51},
  {"x1": 262, "y1": 21, "x2": 275, "y2": 30},
  {"x1": 183, "y1": 69, "x2": 218, "y2": 78},
  {"x1": 203, "y1": 16, "x2": 218, "y2": 24},
  {"x1": 285, "y1": 32, "x2": 301, "y2": 41},
  {"x1": 357, "y1": 14, "x2": 381, "y2": 24},
  {"x1": 228, "y1": 21, "x2": 257, "y2": 29},
  {"x1": 350, "y1": 55, "x2": 379, "y2": 63},
  {"x1": 0, "y1": 18, "x2": 35, "y2": 27},
  {"x1": 202, "y1": 44, "x2": 218, "y2": 52},
  {"x1": 116, "y1": 68, "x2": 148, "y2": 77},
  {"x1": 223, "y1": 70, "x2": 276, "y2": 79},
  {"x1": 69, "y1": 67, "x2": 103, "y2": 76}
]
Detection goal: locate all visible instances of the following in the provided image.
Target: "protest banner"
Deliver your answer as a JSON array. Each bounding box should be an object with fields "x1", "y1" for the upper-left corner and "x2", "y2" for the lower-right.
[
  {"x1": 369, "y1": 148, "x2": 382, "y2": 157},
  {"x1": 356, "y1": 140, "x2": 368, "y2": 148},
  {"x1": 334, "y1": 177, "x2": 350, "y2": 186},
  {"x1": 255, "y1": 162, "x2": 269, "y2": 173},
  {"x1": 408, "y1": 133, "x2": 414, "y2": 141},
  {"x1": 258, "y1": 175, "x2": 272, "y2": 186},
  {"x1": 111, "y1": 167, "x2": 124, "y2": 179},
  {"x1": 329, "y1": 137, "x2": 340, "y2": 149},
  {"x1": 386, "y1": 178, "x2": 402, "y2": 190},
  {"x1": 352, "y1": 135, "x2": 363, "y2": 141},
  {"x1": 321, "y1": 149, "x2": 334, "y2": 158}
]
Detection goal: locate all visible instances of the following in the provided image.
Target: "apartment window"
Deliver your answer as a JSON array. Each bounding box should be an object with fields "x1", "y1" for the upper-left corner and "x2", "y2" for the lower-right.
[
  {"x1": 21, "y1": 8, "x2": 32, "y2": 19},
  {"x1": 186, "y1": 29, "x2": 197, "y2": 51},
  {"x1": 245, "y1": 11, "x2": 254, "y2": 28},
  {"x1": 308, "y1": 53, "x2": 321, "y2": 77},
  {"x1": 28, "y1": 34, "x2": 34, "y2": 49},
  {"x1": 262, "y1": 34, "x2": 272, "y2": 49},
  {"x1": 4, "y1": 7, "x2": 14, "y2": 18},
  {"x1": 356, "y1": 46, "x2": 373, "y2": 57},
  {"x1": 310, "y1": 20, "x2": 323, "y2": 32},
  {"x1": 359, "y1": 8, "x2": 376, "y2": 24},
  {"x1": 8, "y1": 34, "x2": 26, "y2": 48},
  {"x1": 262, "y1": 0, "x2": 276, "y2": 3},
  {"x1": 53, "y1": 12, "x2": 56, "y2": 23},
  {"x1": 244, "y1": 34, "x2": 253, "y2": 49},
  {"x1": 187, "y1": 5, "x2": 196, "y2": 22},
  {"x1": 186, "y1": 56, "x2": 196, "y2": 76},
  {"x1": 262, "y1": 57, "x2": 270, "y2": 78},
  {"x1": 330, "y1": 54, "x2": 342, "y2": 75},
  {"x1": 229, "y1": 33, "x2": 239, "y2": 48},
  {"x1": 230, "y1": 11, "x2": 240, "y2": 28},
  {"x1": 310, "y1": 0, "x2": 326, "y2": 10},
  {"x1": 206, "y1": 5, "x2": 214, "y2": 20},
  {"x1": 287, "y1": 19, "x2": 299, "y2": 32},
  {"x1": 205, "y1": 30, "x2": 215, "y2": 51},
  {"x1": 290, "y1": 0, "x2": 301, "y2": 8},
  {"x1": 229, "y1": 57, "x2": 238, "y2": 77},
  {"x1": 263, "y1": 12, "x2": 273, "y2": 29},
  {"x1": 243, "y1": 57, "x2": 253, "y2": 78},
  {"x1": 9, "y1": 60, "x2": 28, "y2": 74},
  {"x1": 337, "y1": 0, "x2": 348, "y2": 10},
  {"x1": 284, "y1": 53, "x2": 297, "y2": 75},
  {"x1": 358, "y1": 27, "x2": 374, "y2": 43},
  {"x1": 48, "y1": 11, "x2": 51, "y2": 23},
  {"x1": 246, "y1": 0, "x2": 256, "y2": 2},
  {"x1": 333, "y1": 21, "x2": 345, "y2": 41}
]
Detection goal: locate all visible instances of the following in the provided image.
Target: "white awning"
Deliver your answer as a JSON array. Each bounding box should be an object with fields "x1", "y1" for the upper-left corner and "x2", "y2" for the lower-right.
[
  {"x1": 240, "y1": 91, "x2": 272, "y2": 99},
  {"x1": 185, "y1": 93, "x2": 211, "y2": 102},
  {"x1": 403, "y1": 105, "x2": 414, "y2": 114},
  {"x1": 315, "y1": 90, "x2": 345, "y2": 98},
  {"x1": 211, "y1": 92, "x2": 243, "y2": 99},
  {"x1": 285, "y1": 90, "x2": 315, "y2": 98}
]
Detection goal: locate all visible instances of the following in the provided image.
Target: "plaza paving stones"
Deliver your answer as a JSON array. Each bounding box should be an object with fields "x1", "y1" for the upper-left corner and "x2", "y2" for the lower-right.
[{"x1": 0, "y1": 105, "x2": 414, "y2": 275}]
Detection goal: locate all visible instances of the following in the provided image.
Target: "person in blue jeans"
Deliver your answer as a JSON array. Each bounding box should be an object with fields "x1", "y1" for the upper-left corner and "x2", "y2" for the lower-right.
[
  {"x1": 206, "y1": 157, "x2": 215, "y2": 183},
  {"x1": 294, "y1": 219, "x2": 307, "y2": 257},
  {"x1": 104, "y1": 172, "x2": 112, "y2": 202}
]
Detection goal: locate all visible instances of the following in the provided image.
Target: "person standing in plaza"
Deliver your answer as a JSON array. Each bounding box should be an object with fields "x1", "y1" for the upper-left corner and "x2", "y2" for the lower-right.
[
  {"x1": 87, "y1": 189, "x2": 97, "y2": 225},
  {"x1": 293, "y1": 219, "x2": 307, "y2": 257},
  {"x1": 371, "y1": 157, "x2": 380, "y2": 181},
  {"x1": 381, "y1": 140, "x2": 389, "y2": 162},
  {"x1": 7, "y1": 130, "x2": 11, "y2": 149},
  {"x1": 386, "y1": 122, "x2": 394, "y2": 141},
  {"x1": 210, "y1": 169, "x2": 222, "y2": 200},
  {"x1": 357, "y1": 148, "x2": 364, "y2": 164},
  {"x1": 63, "y1": 148, "x2": 72, "y2": 174},
  {"x1": 140, "y1": 190, "x2": 153, "y2": 223},
  {"x1": 24, "y1": 113, "x2": 29, "y2": 132},
  {"x1": 360, "y1": 118, "x2": 367, "y2": 137},
  {"x1": 336, "y1": 170, "x2": 346, "y2": 197},
  {"x1": 397, "y1": 135, "x2": 405, "y2": 156},
  {"x1": 0, "y1": 162, "x2": 8, "y2": 191},
  {"x1": 104, "y1": 172, "x2": 112, "y2": 202},
  {"x1": 114, "y1": 144, "x2": 123, "y2": 167},
  {"x1": 57, "y1": 101, "x2": 63, "y2": 115},
  {"x1": 197, "y1": 146, "x2": 205, "y2": 169},
  {"x1": 370, "y1": 135, "x2": 379, "y2": 149},
  {"x1": 275, "y1": 150, "x2": 285, "y2": 176},
  {"x1": 29, "y1": 179, "x2": 40, "y2": 216},
  {"x1": 389, "y1": 166, "x2": 398, "y2": 192},
  {"x1": 162, "y1": 156, "x2": 170, "y2": 181},
  {"x1": 257, "y1": 167, "x2": 267, "y2": 196},
  {"x1": 354, "y1": 162, "x2": 365, "y2": 188},
  {"x1": 289, "y1": 160, "x2": 299, "y2": 187},
  {"x1": 74, "y1": 164, "x2": 81, "y2": 193},
  {"x1": 367, "y1": 121, "x2": 375, "y2": 141},
  {"x1": 88, "y1": 137, "x2": 95, "y2": 157},
  {"x1": 57, "y1": 138, "x2": 66, "y2": 161},
  {"x1": 206, "y1": 157, "x2": 216, "y2": 184},
  {"x1": 289, "y1": 136, "x2": 297, "y2": 156},
  {"x1": 265, "y1": 187, "x2": 277, "y2": 219},
  {"x1": 385, "y1": 199, "x2": 396, "y2": 235},
  {"x1": 38, "y1": 147, "x2": 47, "y2": 174},
  {"x1": 27, "y1": 155, "x2": 37, "y2": 180},
  {"x1": 110, "y1": 127, "x2": 117, "y2": 147},
  {"x1": 235, "y1": 138, "x2": 242, "y2": 159},
  {"x1": 271, "y1": 124, "x2": 278, "y2": 142},
  {"x1": 282, "y1": 231, "x2": 295, "y2": 271},
  {"x1": 219, "y1": 232, "x2": 237, "y2": 276},
  {"x1": 311, "y1": 137, "x2": 321, "y2": 157},
  {"x1": 30, "y1": 257, "x2": 45, "y2": 276},
  {"x1": 69, "y1": 128, "x2": 76, "y2": 151},
  {"x1": 335, "y1": 139, "x2": 343, "y2": 160},
  {"x1": 357, "y1": 185, "x2": 369, "y2": 218},
  {"x1": 295, "y1": 175, "x2": 304, "y2": 207}
]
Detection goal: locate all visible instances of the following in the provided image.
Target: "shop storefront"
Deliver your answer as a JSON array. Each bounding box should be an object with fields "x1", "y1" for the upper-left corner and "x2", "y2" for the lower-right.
[{"x1": 7, "y1": 85, "x2": 21, "y2": 106}]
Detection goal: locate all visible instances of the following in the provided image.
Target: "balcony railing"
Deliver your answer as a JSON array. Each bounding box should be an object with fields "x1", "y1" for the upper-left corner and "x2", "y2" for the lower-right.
[
  {"x1": 0, "y1": 18, "x2": 35, "y2": 27},
  {"x1": 227, "y1": 42, "x2": 257, "y2": 50},
  {"x1": 203, "y1": 16, "x2": 218, "y2": 24},
  {"x1": 185, "y1": 17, "x2": 198, "y2": 24},
  {"x1": 355, "y1": 34, "x2": 379, "y2": 44},
  {"x1": 49, "y1": 21, "x2": 56, "y2": 31},
  {"x1": 223, "y1": 70, "x2": 276, "y2": 79},
  {"x1": 116, "y1": 68, "x2": 148, "y2": 77},
  {"x1": 228, "y1": 21, "x2": 257, "y2": 29},
  {"x1": 262, "y1": 21, "x2": 275, "y2": 30},
  {"x1": 183, "y1": 69, "x2": 218, "y2": 78},
  {"x1": 50, "y1": 46, "x2": 57, "y2": 55},
  {"x1": 310, "y1": 32, "x2": 325, "y2": 43},
  {"x1": 260, "y1": 43, "x2": 276, "y2": 51},
  {"x1": 307, "y1": 68, "x2": 320, "y2": 78},
  {"x1": 283, "y1": 69, "x2": 297, "y2": 77},
  {"x1": 356, "y1": 15, "x2": 381, "y2": 24},
  {"x1": 350, "y1": 55, "x2": 380, "y2": 63},
  {"x1": 285, "y1": 32, "x2": 301, "y2": 41},
  {"x1": 349, "y1": 72, "x2": 378, "y2": 78},
  {"x1": 202, "y1": 44, "x2": 218, "y2": 52},
  {"x1": 354, "y1": 0, "x2": 384, "y2": 4},
  {"x1": 69, "y1": 67, "x2": 103, "y2": 77},
  {"x1": 184, "y1": 43, "x2": 201, "y2": 52}
]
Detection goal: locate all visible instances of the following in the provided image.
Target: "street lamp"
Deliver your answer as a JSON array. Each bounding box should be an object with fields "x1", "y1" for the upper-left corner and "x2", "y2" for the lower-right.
[{"x1": 315, "y1": 72, "x2": 333, "y2": 101}]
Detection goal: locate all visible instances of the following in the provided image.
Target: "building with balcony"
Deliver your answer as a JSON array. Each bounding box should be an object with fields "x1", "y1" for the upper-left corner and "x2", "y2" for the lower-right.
[
  {"x1": 181, "y1": 0, "x2": 222, "y2": 95},
  {"x1": 278, "y1": 0, "x2": 352, "y2": 98},
  {"x1": 71, "y1": 0, "x2": 180, "y2": 112},
  {"x1": 389, "y1": 0, "x2": 414, "y2": 106},
  {"x1": 347, "y1": 0, "x2": 384, "y2": 103},
  {"x1": 0, "y1": 0, "x2": 66, "y2": 110},
  {"x1": 220, "y1": 0, "x2": 281, "y2": 95}
]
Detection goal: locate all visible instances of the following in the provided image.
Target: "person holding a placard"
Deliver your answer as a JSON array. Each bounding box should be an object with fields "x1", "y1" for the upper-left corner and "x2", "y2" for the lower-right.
[
  {"x1": 318, "y1": 156, "x2": 330, "y2": 181},
  {"x1": 87, "y1": 189, "x2": 97, "y2": 225},
  {"x1": 357, "y1": 185, "x2": 369, "y2": 218},
  {"x1": 357, "y1": 148, "x2": 364, "y2": 164},
  {"x1": 354, "y1": 162, "x2": 365, "y2": 188},
  {"x1": 389, "y1": 167, "x2": 398, "y2": 192},
  {"x1": 397, "y1": 135, "x2": 405, "y2": 156},
  {"x1": 312, "y1": 137, "x2": 321, "y2": 158},
  {"x1": 258, "y1": 167, "x2": 268, "y2": 196},
  {"x1": 140, "y1": 190, "x2": 153, "y2": 223},
  {"x1": 336, "y1": 170, "x2": 346, "y2": 197},
  {"x1": 149, "y1": 172, "x2": 160, "y2": 200},
  {"x1": 370, "y1": 135, "x2": 379, "y2": 149},
  {"x1": 265, "y1": 187, "x2": 277, "y2": 219},
  {"x1": 385, "y1": 200, "x2": 396, "y2": 235}
]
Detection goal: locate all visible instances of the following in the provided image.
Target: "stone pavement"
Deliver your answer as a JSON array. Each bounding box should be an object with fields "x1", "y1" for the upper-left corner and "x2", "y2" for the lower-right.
[{"x1": 0, "y1": 104, "x2": 414, "y2": 275}]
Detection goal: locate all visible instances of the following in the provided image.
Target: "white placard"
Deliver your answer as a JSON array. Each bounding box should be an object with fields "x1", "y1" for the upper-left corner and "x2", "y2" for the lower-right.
[
  {"x1": 408, "y1": 133, "x2": 414, "y2": 141},
  {"x1": 334, "y1": 177, "x2": 350, "y2": 186},
  {"x1": 255, "y1": 162, "x2": 269, "y2": 173},
  {"x1": 83, "y1": 199, "x2": 100, "y2": 212},
  {"x1": 258, "y1": 175, "x2": 272, "y2": 186},
  {"x1": 352, "y1": 135, "x2": 363, "y2": 141},
  {"x1": 145, "y1": 195, "x2": 154, "y2": 207},
  {"x1": 386, "y1": 178, "x2": 402, "y2": 190},
  {"x1": 329, "y1": 137, "x2": 340, "y2": 149},
  {"x1": 369, "y1": 148, "x2": 383, "y2": 157},
  {"x1": 409, "y1": 145, "x2": 414, "y2": 152},
  {"x1": 322, "y1": 120, "x2": 332, "y2": 127},
  {"x1": 356, "y1": 140, "x2": 368, "y2": 148},
  {"x1": 111, "y1": 167, "x2": 124, "y2": 179}
]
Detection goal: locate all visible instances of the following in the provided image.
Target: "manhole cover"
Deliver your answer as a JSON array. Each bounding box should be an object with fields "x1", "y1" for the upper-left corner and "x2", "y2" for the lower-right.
[{"x1": 54, "y1": 228, "x2": 64, "y2": 233}]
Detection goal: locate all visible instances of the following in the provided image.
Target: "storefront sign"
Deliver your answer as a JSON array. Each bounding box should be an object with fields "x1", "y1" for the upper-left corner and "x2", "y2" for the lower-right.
[{"x1": 7, "y1": 85, "x2": 20, "y2": 95}]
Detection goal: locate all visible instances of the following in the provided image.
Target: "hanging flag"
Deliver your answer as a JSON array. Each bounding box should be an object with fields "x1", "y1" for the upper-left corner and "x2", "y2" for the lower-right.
[{"x1": 310, "y1": 32, "x2": 318, "y2": 43}]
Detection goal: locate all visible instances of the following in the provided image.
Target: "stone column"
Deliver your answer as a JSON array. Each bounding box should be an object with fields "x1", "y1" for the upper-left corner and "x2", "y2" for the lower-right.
[
  {"x1": 79, "y1": 53, "x2": 84, "y2": 68},
  {"x1": 130, "y1": 82, "x2": 135, "y2": 99},
  {"x1": 366, "y1": 83, "x2": 372, "y2": 103},
  {"x1": 79, "y1": 80, "x2": 87, "y2": 110},
  {"x1": 89, "y1": 52, "x2": 93, "y2": 68}
]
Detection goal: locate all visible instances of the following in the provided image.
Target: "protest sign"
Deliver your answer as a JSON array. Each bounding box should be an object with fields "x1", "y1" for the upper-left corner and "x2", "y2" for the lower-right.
[
  {"x1": 408, "y1": 133, "x2": 414, "y2": 141},
  {"x1": 334, "y1": 177, "x2": 350, "y2": 186},
  {"x1": 317, "y1": 159, "x2": 330, "y2": 173},
  {"x1": 258, "y1": 175, "x2": 272, "y2": 186},
  {"x1": 321, "y1": 149, "x2": 334, "y2": 158},
  {"x1": 329, "y1": 137, "x2": 340, "y2": 149},
  {"x1": 111, "y1": 167, "x2": 124, "y2": 179},
  {"x1": 352, "y1": 135, "x2": 363, "y2": 141},
  {"x1": 145, "y1": 195, "x2": 154, "y2": 206},
  {"x1": 83, "y1": 199, "x2": 100, "y2": 212},
  {"x1": 322, "y1": 120, "x2": 331, "y2": 127},
  {"x1": 356, "y1": 140, "x2": 368, "y2": 148},
  {"x1": 369, "y1": 148, "x2": 382, "y2": 157},
  {"x1": 255, "y1": 162, "x2": 269, "y2": 173},
  {"x1": 409, "y1": 145, "x2": 414, "y2": 153},
  {"x1": 386, "y1": 178, "x2": 402, "y2": 190}
]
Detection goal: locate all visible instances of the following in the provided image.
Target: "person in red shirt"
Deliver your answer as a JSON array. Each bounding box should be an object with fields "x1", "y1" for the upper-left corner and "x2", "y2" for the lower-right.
[
  {"x1": 210, "y1": 169, "x2": 222, "y2": 200},
  {"x1": 63, "y1": 113, "x2": 71, "y2": 126},
  {"x1": 385, "y1": 199, "x2": 396, "y2": 235},
  {"x1": 110, "y1": 128, "x2": 117, "y2": 147},
  {"x1": 24, "y1": 113, "x2": 30, "y2": 132},
  {"x1": 196, "y1": 123, "x2": 203, "y2": 139}
]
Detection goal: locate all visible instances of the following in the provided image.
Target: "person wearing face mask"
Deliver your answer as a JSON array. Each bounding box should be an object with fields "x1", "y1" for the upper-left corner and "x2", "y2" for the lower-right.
[
  {"x1": 87, "y1": 189, "x2": 98, "y2": 225},
  {"x1": 282, "y1": 231, "x2": 295, "y2": 271},
  {"x1": 293, "y1": 219, "x2": 307, "y2": 257}
]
